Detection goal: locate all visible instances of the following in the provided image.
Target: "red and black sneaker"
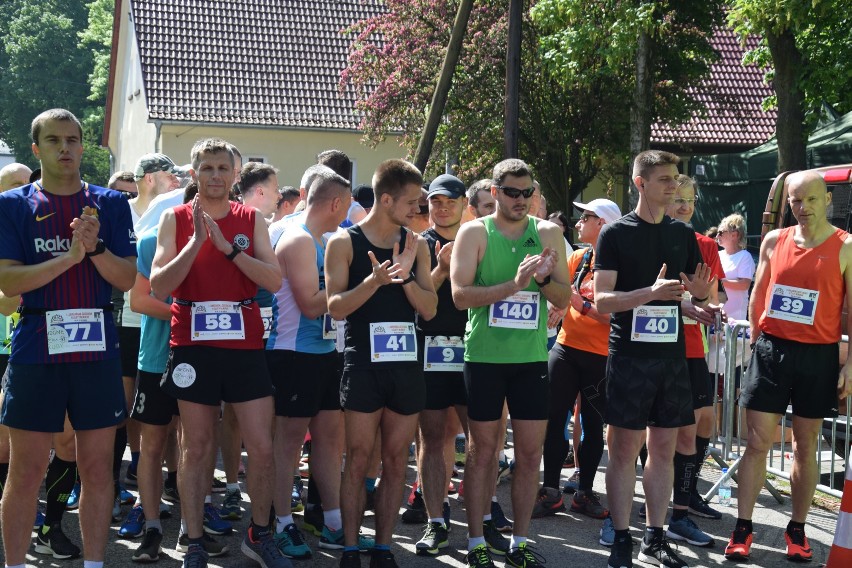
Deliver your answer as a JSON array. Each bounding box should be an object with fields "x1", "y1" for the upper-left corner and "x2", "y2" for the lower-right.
[
  {"x1": 724, "y1": 527, "x2": 753, "y2": 561},
  {"x1": 784, "y1": 527, "x2": 813, "y2": 562}
]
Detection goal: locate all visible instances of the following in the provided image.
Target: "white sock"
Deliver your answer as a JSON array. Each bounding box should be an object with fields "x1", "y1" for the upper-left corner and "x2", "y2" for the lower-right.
[
  {"x1": 6, "y1": 564, "x2": 26, "y2": 568},
  {"x1": 324, "y1": 508, "x2": 343, "y2": 531},
  {"x1": 180, "y1": 518, "x2": 187, "y2": 534},
  {"x1": 146, "y1": 519, "x2": 162, "y2": 532},
  {"x1": 204, "y1": 495, "x2": 212, "y2": 504},
  {"x1": 83, "y1": 562, "x2": 104, "y2": 568},
  {"x1": 429, "y1": 517, "x2": 444, "y2": 526},
  {"x1": 276, "y1": 514, "x2": 294, "y2": 533},
  {"x1": 491, "y1": 495, "x2": 498, "y2": 503},
  {"x1": 510, "y1": 535, "x2": 527, "y2": 550},
  {"x1": 468, "y1": 536, "x2": 486, "y2": 551},
  {"x1": 483, "y1": 514, "x2": 492, "y2": 522}
]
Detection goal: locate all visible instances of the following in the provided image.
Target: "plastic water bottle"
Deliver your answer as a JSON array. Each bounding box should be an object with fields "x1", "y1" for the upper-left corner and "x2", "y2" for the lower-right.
[{"x1": 719, "y1": 467, "x2": 732, "y2": 506}]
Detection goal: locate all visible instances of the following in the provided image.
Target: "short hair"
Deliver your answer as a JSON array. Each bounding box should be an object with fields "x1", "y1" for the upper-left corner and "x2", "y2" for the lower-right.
[
  {"x1": 277, "y1": 186, "x2": 300, "y2": 206},
  {"x1": 718, "y1": 213, "x2": 747, "y2": 249},
  {"x1": 492, "y1": 159, "x2": 532, "y2": 186},
  {"x1": 108, "y1": 170, "x2": 135, "y2": 189},
  {"x1": 632, "y1": 150, "x2": 680, "y2": 179},
  {"x1": 317, "y1": 149, "x2": 351, "y2": 181},
  {"x1": 226, "y1": 142, "x2": 242, "y2": 165},
  {"x1": 300, "y1": 164, "x2": 335, "y2": 191},
  {"x1": 676, "y1": 173, "x2": 698, "y2": 194},
  {"x1": 190, "y1": 138, "x2": 234, "y2": 171},
  {"x1": 372, "y1": 159, "x2": 423, "y2": 200},
  {"x1": 307, "y1": 170, "x2": 350, "y2": 205},
  {"x1": 238, "y1": 162, "x2": 278, "y2": 198},
  {"x1": 467, "y1": 179, "x2": 492, "y2": 207},
  {"x1": 31, "y1": 108, "x2": 83, "y2": 145}
]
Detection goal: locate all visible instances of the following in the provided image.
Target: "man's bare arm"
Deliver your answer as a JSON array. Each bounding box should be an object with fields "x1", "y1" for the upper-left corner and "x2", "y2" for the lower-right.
[{"x1": 747, "y1": 230, "x2": 778, "y2": 342}]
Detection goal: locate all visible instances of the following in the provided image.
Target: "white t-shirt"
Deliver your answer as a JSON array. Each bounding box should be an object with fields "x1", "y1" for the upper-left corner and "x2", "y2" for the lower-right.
[{"x1": 720, "y1": 248, "x2": 756, "y2": 321}]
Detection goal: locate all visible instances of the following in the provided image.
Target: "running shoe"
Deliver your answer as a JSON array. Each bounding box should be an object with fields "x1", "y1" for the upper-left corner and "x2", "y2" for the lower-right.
[
  {"x1": 125, "y1": 464, "x2": 138, "y2": 487},
  {"x1": 302, "y1": 505, "x2": 324, "y2": 537},
  {"x1": 211, "y1": 477, "x2": 226, "y2": 493},
  {"x1": 370, "y1": 548, "x2": 399, "y2": 567},
  {"x1": 531, "y1": 486, "x2": 565, "y2": 518},
  {"x1": 177, "y1": 533, "x2": 229, "y2": 557},
  {"x1": 241, "y1": 526, "x2": 293, "y2": 568},
  {"x1": 119, "y1": 504, "x2": 146, "y2": 538},
  {"x1": 220, "y1": 487, "x2": 242, "y2": 520},
  {"x1": 319, "y1": 525, "x2": 375, "y2": 551},
  {"x1": 688, "y1": 491, "x2": 722, "y2": 520},
  {"x1": 34, "y1": 503, "x2": 45, "y2": 530},
  {"x1": 638, "y1": 535, "x2": 688, "y2": 568},
  {"x1": 666, "y1": 515, "x2": 714, "y2": 547},
  {"x1": 182, "y1": 542, "x2": 209, "y2": 568},
  {"x1": 120, "y1": 486, "x2": 135, "y2": 505},
  {"x1": 34, "y1": 523, "x2": 81, "y2": 559},
  {"x1": 401, "y1": 491, "x2": 427, "y2": 524},
  {"x1": 415, "y1": 521, "x2": 449, "y2": 556},
  {"x1": 132, "y1": 528, "x2": 163, "y2": 562},
  {"x1": 506, "y1": 542, "x2": 545, "y2": 568},
  {"x1": 406, "y1": 481, "x2": 420, "y2": 506},
  {"x1": 162, "y1": 484, "x2": 180, "y2": 503},
  {"x1": 66, "y1": 482, "x2": 81, "y2": 510},
  {"x1": 483, "y1": 519, "x2": 509, "y2": 556},
  {"x1": 571, "y1": 489, "x2": 608, "y2": 519},
  {"x1": 491, "y1": 500, "x2": 513, "y2": 532},
  {"x1": 600, "y1": 516, "x2": 615, "y2": 547},
  {"x1": 608, "y1": 537, "x2": 633, "y2": 568},
  {"x1": 724, "y1": 527, "x2": 752, "y2": 561},
  {"x1": 467, "y1": 543, "x2": 496, "y2": 568},
  {"x1": 785, "y1": 527, "x2": 813, "y2": 562},
  {"x1": 340, "y1": 550, "x2": 361, "y2": 568},
  {"x1": 291, "y1": 478, "x2": 304, "y2": 513},
  {"x1": 203, "y1": 502, "x2": 233, "y2": 535},
  {"x1": 562, "y1": 470, "x2": 580, "y2": 494},
  {"x1": 275, "y1": 522, "x2": 312, "y2": 559}
]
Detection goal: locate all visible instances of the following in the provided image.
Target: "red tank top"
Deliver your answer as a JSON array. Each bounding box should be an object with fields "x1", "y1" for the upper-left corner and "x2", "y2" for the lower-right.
[
  {"x1": 759, "y1": 226, "x2": 847, "y2": 344},
  {"x1": 170, "y1": 202, "x2": 264, "y2": 349},
  {"x1": 684, "y1": 233, "x2": 727, "y2": 358}
]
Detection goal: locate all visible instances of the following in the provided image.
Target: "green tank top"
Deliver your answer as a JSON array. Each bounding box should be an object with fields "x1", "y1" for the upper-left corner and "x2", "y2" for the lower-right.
[{"x1": 464, "y1": 216, "x2": 548, "y2": 363}]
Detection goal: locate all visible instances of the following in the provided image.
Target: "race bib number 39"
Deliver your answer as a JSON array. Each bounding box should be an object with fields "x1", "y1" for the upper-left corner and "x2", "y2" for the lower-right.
[
  {"x1": 489, "y1": 291, "x2": 540, "y2": 329},
  {"x1": 424, "y1": 335, "x2": 464, "y2": 372},
  {"x1": 190, "y1": 301, "x2": 246, "y2": 341},
  {"x1": 631, "y1": 305, "x2": 678, "y2": 343},
  {"x1": 46, "y1": 308, "x2": 106, "y2": 354},
  {"x1": 369, "y1": 322, "x2": 417, "y2": 362},
  {"x1": 767, "y1": 284, "x2": 818, "y2": 325},
  {"x1": 260, "y1": 307, "x2": 273, "y2": 340}
]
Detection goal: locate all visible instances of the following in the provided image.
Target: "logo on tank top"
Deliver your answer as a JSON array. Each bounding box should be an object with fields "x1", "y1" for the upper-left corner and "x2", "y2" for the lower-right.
[
  {"x1": 34, "y1": 236, "x2": 71, "y2": 256},
  {"x1": 522, "y1": 237, "x2": 537, "y2": 248},
  {"x1": 233, "y1": 233, "x2": 250, "y2": 250}
]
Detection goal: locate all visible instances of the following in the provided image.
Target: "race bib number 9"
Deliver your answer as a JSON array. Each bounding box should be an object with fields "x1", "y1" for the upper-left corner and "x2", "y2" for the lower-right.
[
  {"x1": 631, "y1": 305, "x2": 678, "y2": 343},
  {"x1": 369, "y1": 322, "x2": 417, "y2": 362},
  {"x1": 46, "y1": 308, "x2": 106, "y2": 354},
  {"x1": 424, "y1": 335, "x2": 464, "y2": 372},
  {"x1": 767, "y1": 284, "x2": 818, "y2": 325},
  {"x1": 260, "y1": 307, "x2": 273, "y2": 340},
  {"x1": 190, "y1": 301, "x2": 246, "y2": 341},
  {"x1": 489, "y1": 291, "x2": 540, "y2": 330}
]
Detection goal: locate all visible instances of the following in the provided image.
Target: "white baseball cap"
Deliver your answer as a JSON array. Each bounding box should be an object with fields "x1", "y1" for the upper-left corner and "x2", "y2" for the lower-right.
[{"x1": 572, "y1": 199, "x2": 622, "y2": 224}]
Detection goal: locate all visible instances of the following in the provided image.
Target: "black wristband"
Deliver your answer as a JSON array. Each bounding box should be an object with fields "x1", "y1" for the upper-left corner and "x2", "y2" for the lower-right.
[
  {"x1": 86, "y1": 239, "x2": 106, "y2": 257},
  {"x1": 225, "y1": 246, "x2": 241, "y2": 261},
  {"x1": 401, "y1": 272, "x2": 416, "y2": 285},
  {"x1": 535, "y1": 275, "x2": 551, "y2": 287},
  {"x1": 691, "y1": 294, "x2": 708, "y2": 303}
]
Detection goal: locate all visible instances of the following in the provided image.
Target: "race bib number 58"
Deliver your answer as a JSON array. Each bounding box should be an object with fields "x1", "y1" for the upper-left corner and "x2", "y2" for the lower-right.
[
  {"x1": 190, "y1": 301, "x2": 246, "y2": 341},
  {"x1": 369, "y1": 322, "x2": 417, "y2": 362}
]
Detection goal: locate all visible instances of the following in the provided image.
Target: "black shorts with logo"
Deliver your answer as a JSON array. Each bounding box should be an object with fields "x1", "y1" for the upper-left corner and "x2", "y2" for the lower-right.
[
  {"x1": 687, "y1": 357, "x2": 713, "y2": 410},
  {"x1": 131, "y1": 370, "x2": 179, "y2": 426},
  {"x1": 267, "y1": 350, "x2": 342, "y2": 417}
]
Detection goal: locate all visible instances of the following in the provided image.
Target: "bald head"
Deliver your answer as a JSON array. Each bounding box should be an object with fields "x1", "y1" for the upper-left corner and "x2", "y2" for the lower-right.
[
  {"x1": 0, "y1": 163, "x2": 33, "y2": 192},
  {"x1": 786, "y1": 170, "x2": 831, "y2": 227},
  {"x1": 786, "y1": 170, "x2": 827, "y2": 196}
]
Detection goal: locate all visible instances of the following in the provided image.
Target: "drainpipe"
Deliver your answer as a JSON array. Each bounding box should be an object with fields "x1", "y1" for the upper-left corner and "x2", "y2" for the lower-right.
[{"x1": 154, "y1": 120, "x2": 162, "y2": 153}]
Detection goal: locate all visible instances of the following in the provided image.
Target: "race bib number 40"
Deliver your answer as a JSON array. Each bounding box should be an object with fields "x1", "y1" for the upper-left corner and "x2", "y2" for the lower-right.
[
  {"x1": 424, "y1": 335, "x2": 464, "y2": 372},
  {"x1": 631, "y1": 305, "x2": 678, "y2": 343},
  {"x1": 489, "y1": 291, "x2": 540, "y2": 330},
  {"x1": 369, "y1": 322, "x2": 417, "y2": 362},
  {"x1": 190, "y1": 301, "x2": 246, "y2": 341},
  {"x1": 46, "y1": 308, "x2": 106, "y2": 355},
  {"x1": 767, "y1": 284, "x2": 818, "y2": 325}
]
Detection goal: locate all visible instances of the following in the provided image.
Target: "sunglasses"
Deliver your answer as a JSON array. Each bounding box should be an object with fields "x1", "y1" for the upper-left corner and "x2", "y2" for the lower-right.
[
  {"x1": 495, "y1": 185, "x2": 535, "y2": 199},
  {"x1": 580, "y1": 213, "x2": 599, "y2": 222}
]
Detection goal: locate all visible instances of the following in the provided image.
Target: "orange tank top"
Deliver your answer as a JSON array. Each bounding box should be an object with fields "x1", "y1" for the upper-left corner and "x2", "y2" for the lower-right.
[{"x1": 759, "y1": 226, "x2": 847, "y2": 344}]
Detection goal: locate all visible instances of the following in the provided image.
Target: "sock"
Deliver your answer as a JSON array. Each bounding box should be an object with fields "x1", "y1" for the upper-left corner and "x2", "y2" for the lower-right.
[
  {"x1": 307, "y1": 474, "x2": 321, "y2": 506},
  {"x1": 45, "y1": 456, "x2": 77, "y2": 525},
  {"x1": 180, "y1": 518, "x2": 187, "y2": 535},
  {"x1": 83, "y1": 562, "x2": 104, "y2": 568},
  {"x1": 276, "y1": 514, "x2": 294, "y2": 533},
  {"x1": 510, "y1": 535, "x2": 527, "y2": 550},
  {"x1": 0, "y1": 462, "x2": 8, "y2": 498},
  {"x1": 145, "y1": 518, "x2": 162, "y2": 532},
  {"x1": 468, "y1": 536, "x2": 486, "y2": 551},
  {"x1": 325, "y1": 508, "x2": 342, "y2": 531},
  {"x1": 736, "y1": 518, "x2": 753, "y2": 532},
  {"x1": 113, "y1": 425, "x2": 127, "y2": 483},
  {"x1": 614, "y1": 529, "x2": 630, "y2": 544},
  {"x1": 429, "y1": 517, "x2": 444, "y2": 525},
  {"x1": 787, "y1": 520, "x2": 805, "y2": 533},
  {"x1": 693, "y1": 436, "x2": 710, "y2": 490},
  {"x1": 204, "y1": 494, "x2": 212, "y2": 504},
  {"x1": 6, "y1": 564, "x2": 25, "y2": 568},
  {"x1": 226, "y1": 482, "x2": 240, "y2": 493},
  {"x1": 671, "y1": 508, "x2": 688, "y2": 521},
  {"x1": 483, "y1": 514, "x2": 492, "y2": 522},
  {"x1": 130, "y1": 451, "x2": 140, "y2": 471},
  {"x1": 365, "y1": 477, "x2": 377, "y2": 493},
  {"x1": 445, "y1": 497, "x2": 451, "y2": 505},
  {"x1": 165, "y1": 470, "x2": 177, "y2": 489},
  {"x1": 672, "y1": 452, "x2": 696, "y2": 507},
  {"x1": 251, "y1": 522, "x2": 271, "y2": 539},
  {"x1": 644, "y1": 526, "x2": 663, "y2": 543},
  {"x1": 491, "y1": 495, "x2": 497, "y2": 503}
]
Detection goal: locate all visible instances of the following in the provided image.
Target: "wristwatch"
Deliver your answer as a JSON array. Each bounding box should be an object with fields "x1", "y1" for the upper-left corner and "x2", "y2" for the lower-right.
[
  {"x1": 86, "y1": 239, "x2": 106, "y2": 257},
  {"x1": 581, "y1": 300, "x2": 592, "y2": 316},
  {"x1": 401, "y1": 272, "x2": 416, "y2": 285},
  {"x1": 535, "y1": 275, "x2": 551, "y2": 287},
  {"x1": 225, "y1": 246, "x2": 241, "y2": 261}
]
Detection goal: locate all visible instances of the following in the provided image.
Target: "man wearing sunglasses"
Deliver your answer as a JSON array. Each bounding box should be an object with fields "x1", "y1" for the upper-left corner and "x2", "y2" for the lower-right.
[{"x1": 451, "y1": 158, "x2": 571, "y2": 568}]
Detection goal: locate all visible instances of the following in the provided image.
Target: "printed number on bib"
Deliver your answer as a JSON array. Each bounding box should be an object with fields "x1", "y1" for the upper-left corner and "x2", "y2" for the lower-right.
[
  {"x1": 489, "y1": 291, "x2": 540, "y2": 329},
  {"x1": 369, "y1": 322, "x2": 417, "y2": 362},
  {"x1": 190, "y1": 301, "x2": 245, "y2": 341},
  {"x1": 424, "y1": 335, "x2": 464, "y2": 372},
  {"x1": 260, "y1": 307, "x2": 273, "y2": 340},
  {"x1": 46, "y1": 308, "x2": 106, "y2": 354},
  {"x1": 767, "y1": 284, "x2": 818, "y2": 325},
  {"x1": 322, "y1": 314, "x2": 337, "y2": 340},
  {"x1": 631, "y1": 305, "x2": 678, "y2": 343}
]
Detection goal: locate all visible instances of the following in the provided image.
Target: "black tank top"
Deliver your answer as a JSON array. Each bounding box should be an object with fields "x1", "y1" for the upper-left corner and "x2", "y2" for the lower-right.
[
  {"x1": 417, "y1": 228, "x2": 467, "y2": 336},
  {"x1": 344, "y1": 225, "x2": 418, "y2": 369}
]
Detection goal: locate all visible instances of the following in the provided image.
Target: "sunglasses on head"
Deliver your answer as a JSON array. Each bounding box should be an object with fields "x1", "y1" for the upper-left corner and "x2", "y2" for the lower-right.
[{"x1": 495, "y1": 185, "x2": 535, "y2": 199}]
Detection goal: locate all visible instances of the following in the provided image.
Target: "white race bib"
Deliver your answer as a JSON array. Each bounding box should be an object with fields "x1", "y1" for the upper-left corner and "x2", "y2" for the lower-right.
[
  {"x1": 322, "y1": 314, "x2": 337, "y2": 340},
  {"x1": 46, "y1": 308, "x2": 106, "y2": 354},
  {"x1": 631, "y1": 305, "x2": 678, "y2": 343},
  {"x1": 424, "y1": 335, "x2": 464, "y2": 372},
  {"x1": 369, "y1": 322, "x2": 417, "y2": 362},
  {"x1": 190, "y1": 301, "x2": 246, "y2": 341},
  {"x1": 489, "y1": 291, "x2": 540, "y2": 330},
  {"x1": 767, "y1": 284, "x2": 818, "y2": 325},
  {"x1": 260, "y1": 307, "x2": 273, "y2": 340}
]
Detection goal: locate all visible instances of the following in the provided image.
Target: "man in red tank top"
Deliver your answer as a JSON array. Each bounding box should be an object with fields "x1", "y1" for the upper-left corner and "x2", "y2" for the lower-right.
[
  {"x1": 150, "y1": 139, "x2": 287, "y2": 568},
  {"x1": 725, "y1": 171, "x2": 852, "y2": 563}
]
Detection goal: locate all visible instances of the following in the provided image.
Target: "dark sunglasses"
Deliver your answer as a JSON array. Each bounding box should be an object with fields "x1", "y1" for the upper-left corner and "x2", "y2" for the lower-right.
[
  {"x1": 495, "y1": 185, "x2": 535, "y2": 199},
  {"x1": 580, "y1": 213, "x2": 599, "y2": 222}
]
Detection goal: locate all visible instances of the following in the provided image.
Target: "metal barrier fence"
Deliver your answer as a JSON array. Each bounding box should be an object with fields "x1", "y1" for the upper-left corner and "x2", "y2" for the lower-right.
[{"x1": 702, "y1": 319, "x2": 852, "y2": 503}]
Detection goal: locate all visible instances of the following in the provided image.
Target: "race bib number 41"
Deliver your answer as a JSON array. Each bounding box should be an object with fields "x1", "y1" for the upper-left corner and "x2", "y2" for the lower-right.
[
  {"x1": 631, "y1": 305, "x2": 678, "y2": 343},
  {"x1": 767, "y1": 284, "x2": 818, "y2": 325},
  {"x1": 489, "y1": 291, "x2": 540, "y2": 329},
  {"x1": 424, "y1": 335, "x2": 464, "y2": 372},
  {"x1": 190, "y1": 301, "x2": 246, "y2": 341},
  {"x1": 369, "y1": 322, "x2": 417, "y2": 362},
  {"x1": 46, "y1": 308, "x2": 106, "y2": 354}
]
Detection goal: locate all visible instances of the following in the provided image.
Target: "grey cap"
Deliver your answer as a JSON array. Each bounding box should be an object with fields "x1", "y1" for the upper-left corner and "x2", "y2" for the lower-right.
[
  {"x1": 427, "y1": 174, "x2": 466, "y2": 199},
  {"x1": 134, "y1": 153, "x2": 188, "y2": 180}
]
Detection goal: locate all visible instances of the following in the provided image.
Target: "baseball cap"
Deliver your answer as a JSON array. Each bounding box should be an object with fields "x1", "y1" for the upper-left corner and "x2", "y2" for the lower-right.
[
  {"x1": 134, "y1": 153, "x2": 188, "y2": 180},
  {"x1": 572, "y1": 198, "x2": 622, "y2": 224},
  {"x1": 427, "y1": 174, "x2": 465, "y2": 199},
  {"x1": 352, "y1": 184, "x2": 375, "y2": 209}
]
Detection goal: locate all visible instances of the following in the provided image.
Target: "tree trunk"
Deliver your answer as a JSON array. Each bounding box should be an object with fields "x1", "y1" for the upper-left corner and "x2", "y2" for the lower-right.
[
  {"x1": 766, "y1": 29, "x2": 807, "y2": 173},
  {"x1": 504, "y1": 0, "x2": 522, "y2": 159},
  {"x1": 628, "y1": 25, "x2": 653, "y2": 212}
]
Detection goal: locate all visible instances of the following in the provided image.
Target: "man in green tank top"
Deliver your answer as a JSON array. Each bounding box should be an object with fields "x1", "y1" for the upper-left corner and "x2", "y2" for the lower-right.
[{"x1": 451, "y1": 159, "x2": 570, "y2": 568}]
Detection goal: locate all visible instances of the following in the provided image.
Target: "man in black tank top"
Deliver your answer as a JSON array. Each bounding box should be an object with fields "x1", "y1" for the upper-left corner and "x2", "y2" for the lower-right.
[{"x1": 325, "y1": 159, "x2": 437, "y2": 568}]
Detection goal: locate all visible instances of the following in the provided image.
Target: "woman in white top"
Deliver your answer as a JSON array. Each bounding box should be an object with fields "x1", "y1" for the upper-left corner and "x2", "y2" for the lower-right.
[{"x1": 717, "y1": 213, "x2": 755, "y2": 322}]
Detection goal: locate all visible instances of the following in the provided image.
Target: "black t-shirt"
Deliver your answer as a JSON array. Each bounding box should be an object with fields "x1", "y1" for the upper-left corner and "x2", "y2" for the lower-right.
[
  {"x1": 594, "y1": 211, "x2": 702, "y2": 358},
  {"x1": 417, "y1": 228, "x2": 467, "y2": 337}
]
